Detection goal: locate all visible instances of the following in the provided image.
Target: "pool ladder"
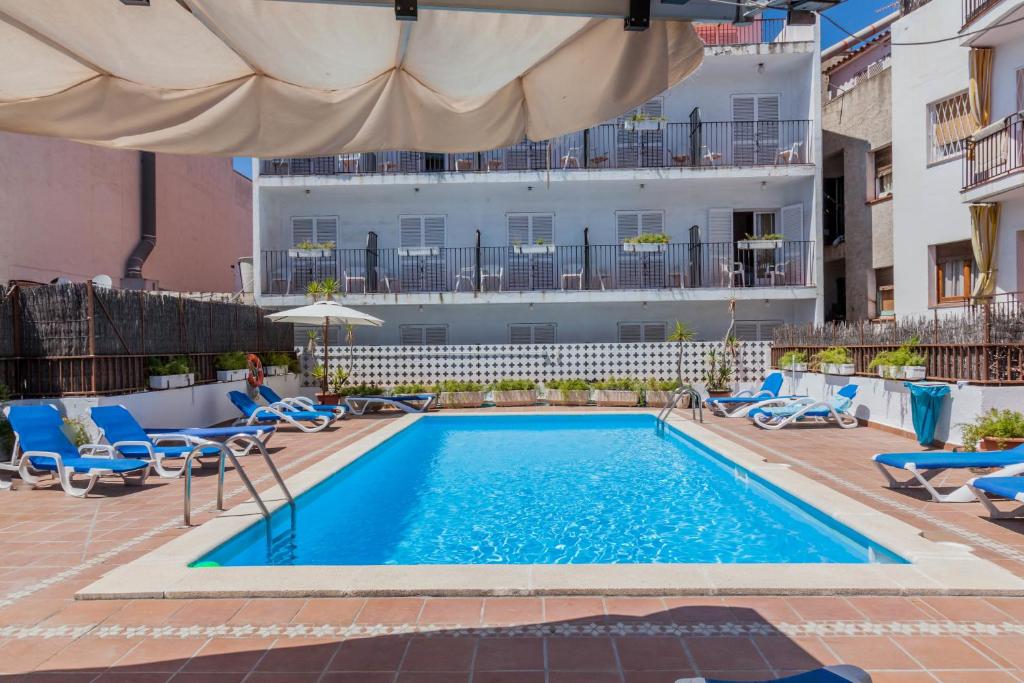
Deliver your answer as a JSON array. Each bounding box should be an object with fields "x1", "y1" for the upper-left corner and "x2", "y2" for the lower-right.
[
  {"x1": 183, "y1": 435, "x2": 295, "y2": 527},
  {"x1": 657, "y1": 386, "x2": 703, "y2": 427}
]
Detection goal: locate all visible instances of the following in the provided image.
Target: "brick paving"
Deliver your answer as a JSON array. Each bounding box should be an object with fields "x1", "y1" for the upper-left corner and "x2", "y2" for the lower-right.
[{"x1": 2, "y1": 408, "x2": 1024, "y2": 681}]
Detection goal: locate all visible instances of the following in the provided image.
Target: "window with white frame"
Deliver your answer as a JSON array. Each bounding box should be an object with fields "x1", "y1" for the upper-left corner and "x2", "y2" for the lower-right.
[
  {"x1": 927, "y1": 92, "x2": 972, "y2": 163},
  {"x1": 734, "y1": 320, "x2": 783, "y2": 342},
  {"x1": 617, "y1": 322, "x2": 667, "y2": 343},
  {"x1": 872, "y1": 145, "x2": 893, "y2": 198},
  {"x1": 291, "y1": 216, "x2": 338, "y2": 246},
  {"x1": 507, "y1": 213, "x2": 555, "y2": 246},
  {"x1": 933, "y1": 241, "x2": 975, "y2": 304},
  {"x1": 509, "y1": 323, "x2": 556, "y2": 344},
  {"x1": 399, "y1": 325, "x2": 448, "y2": 345},
  {"x1": 399, "y1": 215, "x2": 446, "y2": 248},
  {"x1": 615, "y1": 211, "x2": 665, "y2": 242}
]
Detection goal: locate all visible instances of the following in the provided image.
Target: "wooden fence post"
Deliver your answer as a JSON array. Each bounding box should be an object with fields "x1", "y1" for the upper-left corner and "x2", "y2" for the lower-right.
[{"x1": 86, "y1": 280, "x2": 96, "y2": 394}]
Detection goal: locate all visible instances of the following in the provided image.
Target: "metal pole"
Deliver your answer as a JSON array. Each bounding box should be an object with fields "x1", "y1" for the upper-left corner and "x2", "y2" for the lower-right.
[{"x1": 322, "y1": 319, "x2": 329, "y2": 396}]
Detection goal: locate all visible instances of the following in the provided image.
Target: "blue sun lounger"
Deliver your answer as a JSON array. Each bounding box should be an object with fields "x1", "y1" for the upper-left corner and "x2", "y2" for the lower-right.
[
  {"x1": 874, "y1": 445, "x2": 1024, "y2": 503},
  {"x1": 704, "y1": 372, "x2": 800, "y2": 417},
  {"x1": 3, "y1": 405, "x2": 151, "y2": 498},
  {"x1": 749, "y1": 384, "x2": 859, "y2": 430},
  {"x1": 969, "y1": 474, "x2": 1024, "y2": 518},
  {"x1": 676, "y1": 665, "x2": 868, "y2": 683},
  {"x1": 229, "y1": 390, "x2": 337, "y2": 432},
  {"x1": 258, "y1": 385, "x2": 346, "y2": 415}
]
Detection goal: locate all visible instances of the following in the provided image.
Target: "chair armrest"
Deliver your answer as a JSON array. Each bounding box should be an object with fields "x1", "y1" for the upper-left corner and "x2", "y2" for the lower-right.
[
  {"x1": 285, "y1": 397, "x2": 316, "y2": 409},
  {"x1": 269, "y1": 401, "x2": 298, "y2": 413},
  {"x1": 20, "y1": 450, "x2": 65, "y2": 466},
  {"x1": 78, "y1": 443, "x2": 117, "y2": 458},
  {"x1": 109, "y1": 440, "x2": 157, "y2": 458},
  {"x1": 149, "y1": 434, "x2": 204, "y2": 446},
  {"x1": 732, "y1": 389, "x2": 753, "y2": 398}
]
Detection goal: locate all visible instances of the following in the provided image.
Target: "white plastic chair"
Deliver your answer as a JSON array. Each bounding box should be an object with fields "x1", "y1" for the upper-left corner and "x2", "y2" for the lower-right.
[
  {"x1": 767, "y1": 262, "x2": 787, "y2": 286},
  {"x1": 561, "y1": 147, "x2": 581, "y2": 169},
  {"x1": 338, "y1": 153, "x2": 360, "y2": 173},
  {"x1": 776, "y1": 142, "x2": 803, "y2": 165},
  {"x1": 454, "y1": 266, "x2": 476, "y2": 292},
  {"x1": 561, "y1": 265, "x2": 584, "y2": 290},
  {"x1": 702, "y1": 145, "x2": 722, "y2": 167},
  {"x1": 343, "y1": 269, "x2": 366, "y2": 293},
  {"x1": 721, "y1": 260, "x2": 744, "y2": 287},
  {"x1": 375, "y1": 266, "x2": 399, "y2": 293},
  {"x1": 480, "y1": 266, "x2": 503, "y2": 292}
]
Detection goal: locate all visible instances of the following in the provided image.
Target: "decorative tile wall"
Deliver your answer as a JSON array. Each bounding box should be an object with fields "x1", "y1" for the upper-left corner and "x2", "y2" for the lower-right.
[{"x1": 300, "y1": 341, "x2": 771, "y2": 386}]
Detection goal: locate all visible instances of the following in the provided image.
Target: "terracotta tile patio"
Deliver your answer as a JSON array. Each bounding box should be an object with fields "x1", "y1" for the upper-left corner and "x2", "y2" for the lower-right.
[{"x1": 2, "y1": 408, "x2": 1024, "y2": 680}]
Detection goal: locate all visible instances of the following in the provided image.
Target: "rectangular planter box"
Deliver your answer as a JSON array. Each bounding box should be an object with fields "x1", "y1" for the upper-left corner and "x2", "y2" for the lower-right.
[
  {"x1": 595, "y1": 389, "x2": 639, "y2": 407},
  {"x1": 440, "y1": 391, "x2": 486, "y2": 408},
  {"x1": 288, "y1": 248, "x2": 331, "y2": 258},
  {"x1": 216, "y1": 369, "x2": 249, "y2": 382},
  {"x1": 876, "y1": 365, "x2": 901, "y2": 379},
  {"x1": 398, "y1": 247, "x2": 440, "y2": 257},
  {"x1": 491, "y1": 390, "x2": 538, "y2": 407},
  {"x1": 644, "y1": 390, "x2": 691, "y2": 409},
  {"x1": 622, "y1": 242, "x2": 667, "y2": 252},
  {"x1": 264, "y1": 365, "x2": 289, "y2": 377},
  {"x1": 546, "y1": 389, "x2": 591, "y2": 406},
  {"x1": 148, "y1": 373, "x2": 194, "y2": 390},
  {"x1": 623, "y1": 120, "x2": 663, "y2": 131},
  {"x1": 823, "y1": 363, "x2": 855, "y2": 376},
  {"x1": 903, "y1": 366, "x2": 927, "y2": 380},
  {"x1": 513, "y1": 244, "x2": 555, "y2": 254},
  {"x1": 737, "y1": 240, "x2": 783, "y2": 251},
  {"x1": 782, "y1": 363, "x2": 808, "y2": 372}
]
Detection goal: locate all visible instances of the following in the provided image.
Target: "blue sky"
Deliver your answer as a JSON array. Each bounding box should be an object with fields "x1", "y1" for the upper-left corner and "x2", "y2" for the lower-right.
[{"x1": 230, "y1": 1, "x2": 888, "y2": 178}]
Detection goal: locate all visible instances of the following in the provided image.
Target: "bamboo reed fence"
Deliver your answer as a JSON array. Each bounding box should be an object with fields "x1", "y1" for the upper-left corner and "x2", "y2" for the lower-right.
[
  {"x1": 0, "y1": 283, "x2": 294, "y2": 397},
  {"x1": 772, "y1": 302, "x2": 1024, "y2": 384}
]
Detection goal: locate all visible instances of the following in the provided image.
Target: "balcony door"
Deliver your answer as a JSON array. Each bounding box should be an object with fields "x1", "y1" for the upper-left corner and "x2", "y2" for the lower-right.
[
  {"x1": 616, "y1": 211, "x2": 665, "y2": 288},
  {"x1": 399, "y1": 215, "x2": 446, "y2": 291},
  {"x1": 706, "y1": 208, "x2": 734, "y2": 286},
  {"x1": 616, "y1": 98, "x2": 665, "y2": 168},
  {"x1": 731, "y1": 94, "x2": 780, "y2": 165},
  {"x1": 290, "y1": 216, "x2": 338, "y2": 290},
  {"x1": 507, "y1": 213, "x2": 555, "y2": 290}
]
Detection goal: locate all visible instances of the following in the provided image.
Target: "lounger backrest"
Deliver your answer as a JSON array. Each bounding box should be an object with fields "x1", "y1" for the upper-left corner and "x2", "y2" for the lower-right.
[
  {"x1": 761, "y1": 372, "x2": 783, "y2": 397},
  {"x1": 5, "y1": 405, "x2": 79, "y2": 459},
  {"x1": 830, "y1": 384, "x2": 859, "y2": 413},
  {"x1": 228, "y1": 391, "x2": 259, "y2": 417},
  {"x1": 258, "y1": 385, "x2": 283, "y2": 404},
  {"x1": 90, "y1": 405, "x2": 151, "y2": 445}
]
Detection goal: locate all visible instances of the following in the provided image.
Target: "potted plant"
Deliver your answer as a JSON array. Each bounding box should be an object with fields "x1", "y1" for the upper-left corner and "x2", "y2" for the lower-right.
[
  {"x1": 434, "y1": 380, "x2": 486, "y2": 408},
  {"x1": 703, "y1": 349, "x2": 733, "y2": 397},
  {"x1": 490, "y1": 379, "x2": 538, "y2": 407},
  {"x1": 961, "y1": 409, "x2": 1024, "y2": 451},
  {"x1": 261, "y1": 351, "x2": 293, "y2": 376},
  {"x1": 902, "y1": 350, "x2": 928, "y2": 380},
  {"x1": 214, "y1": 351, "x2": 250, "y2": 382},
  {"x1": 643, "y1": 378, "x2": 690, "y2": 408},
  {"x1": 288, "y1": 241, "x2": 335, "y2": 258},
  {"x1": 623, "y1": 112, "x2": 666, "y2": 131},
  {"x1": 513, "y1": 239, "x2": 556, "y2": 255},
  {"x1": 622, "y1": 233, "x2": 670, "y2": 252},
  {"x1": 813, "y1": 347, "x2": 855, "y2": 376},
  {"x1": 312, "y1": 365, "x2": 349, "y2": 405},
  {"x1": 545, "y1": 379, "x2": 592, "y2": 406},
  {"x1": 868, "y1": 350, "x2": 900, "y2": 379},
  {"x1": 778, "y1": 350, "x2": 808, "y2": 372},
  {"x1": 147, "y1": 356, "x2": 194, "y2": 390},
  {"x1": 594, "y1": 378, "x2": 641, "y2": 406},
  {"x1": 737, "y1": 233, "x2": 785, "y2": 251}
]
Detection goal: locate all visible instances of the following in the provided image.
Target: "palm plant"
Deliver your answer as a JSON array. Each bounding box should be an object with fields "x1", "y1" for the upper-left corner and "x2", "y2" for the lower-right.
[{"x1": 667, "y1": 320, "x2": 695, "y2": 388}]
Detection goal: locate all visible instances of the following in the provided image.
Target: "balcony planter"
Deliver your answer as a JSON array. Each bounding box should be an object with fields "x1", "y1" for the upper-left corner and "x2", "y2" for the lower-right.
[
  {"x1": 264, "y1": 365, "x2": 289, "y2": 377},
  {"x1": 440, "y1": 391, "x2": 486, "y2": 408},
  {"x1": 595, "y1": 389, "x2": 640, "y2": 407},
  {"x1": 216, "y1": 369, "x2": 249, "y2": 382},
  {"x1": 823, "y1": 363, "x2": 856, "y2": 376},
  {"x1": 149, "y1": 373, "x2": 194, "y2": 390},
  {"x1": 513, "y1": 244, "x2": 555, "y2": 255},
  {"x1": 782, "y1": 363, "x2": 808, "y2": 372},
  {"x1": 737, "y1": 240, "x2": 783, "y2": 251},
  {"x1": 622, "y1": 242, "x2": 668, "y2": 253},
  {"x1": 644, "y1": 390, "x2": 691, "y2": 409},
  {"x1": 623, "y1": 119, "x2": 664, "y2": 132},
  {"x1": 546, "y1": 389, "x2": 591, "y2": 406},
  {"x1": 398, "y1": 246, "x2": 440, "y2": 257},
  {"x1": 288, "y1": 248, "x2": 332, "y2": 258},
  {"x1": 903, "y1": 366, "x2": 927, "y2": 380},
  {"x1": 876, "y1": 365, "x2": 901, "y2": 380},
  {"x1": 491, "y1": 390, "x2": 538, "y2": 407}
]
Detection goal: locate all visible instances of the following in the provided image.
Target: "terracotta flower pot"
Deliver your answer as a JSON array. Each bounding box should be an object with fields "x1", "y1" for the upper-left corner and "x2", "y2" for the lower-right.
[
  {"x1": 491, "y1": 390, "x2": 537, "y2": 407},
  {"x1": 980, "y1": 436, "x2": 1024, "y2": 451},
  {"x1": 546, "y1": 389, "x2": 591, "y2": 406},
  {"x1": 706, "y1": 389, "x2": 732, "y2": 399},
  {"x1": 316, "y1": 393, "x2": 341, "y2": 405}
]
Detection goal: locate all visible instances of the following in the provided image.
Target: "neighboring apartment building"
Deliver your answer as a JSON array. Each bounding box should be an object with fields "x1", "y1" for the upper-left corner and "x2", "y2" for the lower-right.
[
  {"x1": 821, "y1": 26, "x2": 895, "y2": 322},
  {"x1": 0, "y1": 133, "x2": 252, "y2": 293},
  {"x1": 891, "y1": 0, "x2": 1024, "y2": 317},
  {"x1": 253, "y1": 18, "x2": 822, "y2": 345}
]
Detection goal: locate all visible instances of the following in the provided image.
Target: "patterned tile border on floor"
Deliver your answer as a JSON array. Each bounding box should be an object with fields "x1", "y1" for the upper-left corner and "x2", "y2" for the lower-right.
[
  {"x1": 0, "y1": 420, "x2": 384, "y2": 609},
  {"x1": 3, "y1": 619, "x2": 1024, "y2": 640}
]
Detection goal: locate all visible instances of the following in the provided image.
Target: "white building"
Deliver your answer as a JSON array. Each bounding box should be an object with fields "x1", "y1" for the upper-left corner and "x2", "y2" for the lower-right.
[
  {"x1": 892, "y1": 0, "x2": 1024, "y2": 317},
  {"x1": 252, "y1": 18, "x2": 822, "y2": 346}
]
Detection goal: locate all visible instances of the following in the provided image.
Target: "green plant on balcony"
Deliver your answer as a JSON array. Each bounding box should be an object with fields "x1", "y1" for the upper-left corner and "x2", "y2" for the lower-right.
[
  {"x1": 624, "y1": 233, "x2": 670, "y2": 244},
  {"x1": 214, "y1": 351, "x2": 248, "y2": 372},
  {"x1": 778, "y1": 351, "x2": 807, "y2": 368},
  {"x1": 741, "y1": 232, "x2": 784, "y2": 241},
  {"x1": 812, "y1": 347, "x2": 852, "y2": 366},
  {"x1": 294, "y1": 240, "x2": 335, "y2": 250},
  {"x1": 147, "y1": 356, "x2": 191, "y2": 376},
  {"x1": 628, "y1": 112, "x2": 667, "y2": 123}
]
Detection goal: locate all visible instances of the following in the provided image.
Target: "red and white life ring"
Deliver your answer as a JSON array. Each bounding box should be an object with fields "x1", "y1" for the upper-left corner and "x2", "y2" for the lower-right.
[{"x1": 246, "y1": 354, "x2": 265, "y2": 387}]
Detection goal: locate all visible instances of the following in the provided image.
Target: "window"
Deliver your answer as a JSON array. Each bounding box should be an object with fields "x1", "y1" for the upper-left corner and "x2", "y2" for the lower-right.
[
  {"x1": 509, "y1": 323, "x2": 556, "y2": 344},
  {"x1": 616, "y1": 211, "x2": 665, "y2": 242},
  {"x1": 875, "y1": 266, "x2": 895, "y2": 319},
  {"x1": 399, "y1": 325, "x2": 448, "y2": 345},
  {"x1": 507, "y1": 213, "x2": 555, "y2": 246},
  {"x1": 399, "y1": 215, "x2": 446, "y2": 248},
  {"x1": 291, "y1": 216, "x2": 338, "y2": 246},
  {"x1": 617, "y1": 322, "x2": 667, "y2": 343},
  {"x1": 734, "y1": 320, "x2": 783, "y2": 342},
  {"x1": 823, "y1": 176, "x2": 845, "y2": 244},
  {"x1": 872, "y1": 145, "x2": 892, "y2": 198},
  {"x1": 928, "y1": 92, "x2": 972, "y2": 163},
  {"x1": 934, "y1": 241, "x2": 975, "y2": 304},
  {"x1": 731, "y1": 94, "x2": 781, "y2": 165}
]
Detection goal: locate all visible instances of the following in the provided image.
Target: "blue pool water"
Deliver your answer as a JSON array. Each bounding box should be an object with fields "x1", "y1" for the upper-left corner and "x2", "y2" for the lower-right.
[{"x1": 199, "y1": 414, "x2": 905, "y2": 566}]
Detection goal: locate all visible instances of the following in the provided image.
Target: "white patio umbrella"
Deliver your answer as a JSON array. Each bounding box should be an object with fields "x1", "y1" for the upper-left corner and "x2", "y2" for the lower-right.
[
  {"x1": 266, "y1": 301, "x2": 383, "y2": 396},
  {"x1": 0, "y1": 0, "x2": 704, "y2": 156}
]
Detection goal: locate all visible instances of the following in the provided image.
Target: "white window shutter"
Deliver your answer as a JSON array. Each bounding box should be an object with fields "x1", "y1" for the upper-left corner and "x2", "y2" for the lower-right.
[
  {"x1": 400, "y1": 325, "x2": 425, "y2": 345},
  {"x1": 315, "y1": 217, "x2": 338, "y2": 245},
  {"x1": 508, "y1": 214, "x2": 531, "y2": 245},
  {"x1": 400, "y1": 216, "x2": 423, "y2": 248},
  {"x1": 424, "y1": 326, "x2": 448, "y2": 345},
  {"x1": 533, "y1": 324, "x2": 556, "y2": 343},
  {"x1": 734, "y1": 321, "x2": 759, "y2": 341},
  {"x1": 509, "y1": 325, "x2": 533, "y2": 344},
  {"x1": 756, "y1": 95, "x2": 780, "y2": 121},
  {"x1": 423, "y1": 216, "x2": 446, "y2": 247},
  {"x1": 292, "y1": 217, "x2": 314, "y2": 245},
  {"x1": 707, "y1": 209, "x2": 733, "y2": 243},
  {"x1": 781, "y1": 203, "x2": 805, "y2": 242},
  {"x1": 532, "y1": 214, "x2": 555, "y2": 244},
  {"x1": 731, "y1": 95, "x2": 756, "y2": 122},
  {"x1": 618, "y1": 323, "x2": 643, "y2": 343},
  {"x1": 641, "y1": 212, "x2": 664, "y2": 235},
  {"x1": 759, "y1": 321, "x2": 782, "y2": 341},
  {"x1": 616, "y1": 212, "x2": 640, "y2": 242},
  {"x1": 643, "y1": 323, "x2": 667, "y2": 342}
]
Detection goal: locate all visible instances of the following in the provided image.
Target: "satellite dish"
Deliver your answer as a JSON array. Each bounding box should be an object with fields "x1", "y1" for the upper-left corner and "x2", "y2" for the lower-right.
[
  {"x1": 51, "y1": 276, "x2": 72, "y2": 285},
  {"x1": 92, "y1": 274, "x2": 113, "y2": 289}
]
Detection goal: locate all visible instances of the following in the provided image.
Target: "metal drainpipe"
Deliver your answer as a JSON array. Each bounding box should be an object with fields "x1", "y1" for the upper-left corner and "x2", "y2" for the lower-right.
[{"x1": 125, "y1": 151, "x2": 157, "y2": 280}]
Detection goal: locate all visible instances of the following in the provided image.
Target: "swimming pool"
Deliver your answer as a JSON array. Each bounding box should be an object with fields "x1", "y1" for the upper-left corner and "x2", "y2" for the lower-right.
[{"x1": 199, "y1": 414, "x2": 904, "y2": 567}]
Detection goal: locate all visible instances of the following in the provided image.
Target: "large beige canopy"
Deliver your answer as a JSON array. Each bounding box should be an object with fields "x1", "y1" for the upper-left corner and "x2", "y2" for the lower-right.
[{"x1": 0, "y1": 0, "x2": 704, "y2": 156}]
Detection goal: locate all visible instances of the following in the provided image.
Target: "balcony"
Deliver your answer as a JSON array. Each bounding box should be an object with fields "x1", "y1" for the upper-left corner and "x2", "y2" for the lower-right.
[
  {"x1": 962, "y1": 113, "x2": 1024, "y2": 197},
  {"x1": 259, "y1": 120, "x2": 812, "y2": 179},
  {"x1": 900, "y1": 0, "x2": 933, "y2": 15},
  {"x1": 963, "y1": 0, "x2": 1003, "y2": 27},
  {"x1": 260, "y1": 241, "x2": 815, "y2": 300},
  {"x1": 693, "y1": 18, "x2": 794, "y2": 46}
]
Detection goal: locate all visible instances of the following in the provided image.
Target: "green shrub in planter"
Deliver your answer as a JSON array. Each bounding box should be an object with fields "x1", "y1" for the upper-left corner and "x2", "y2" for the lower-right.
[
  {"x1": 778, "y1": 351, "x2": 808, "y2": 369},
  {"x1": 593, "y1": 378, "x2": 642, "y2": 391},
  {"x1": 812, "y1": 347, "x2": 852, "y2": 365},
  {"x1": 546, "y1": 379, "x2": 591, "y2": 391},
  {"x1": 392, "y1": 383, "x2": 429, "y2": 394},
  {"x1": 491, "y1": 379, "x2": 536, "y2": 391},
  {"x1": 338, "y1": 382, "x2": 385, "y2": 397},
  {"x1": 147, "y1": 356, "x2": 191, "y2": 376},
  {"x1": 433, "y1": 380, "x2": 485, "y2": 393},
  {"x1": 214, "y1": 351, "x2": 248, "y2": 372},
  {"x1": 960, "y1": 409, "x2": 1024, "y2": 451}
]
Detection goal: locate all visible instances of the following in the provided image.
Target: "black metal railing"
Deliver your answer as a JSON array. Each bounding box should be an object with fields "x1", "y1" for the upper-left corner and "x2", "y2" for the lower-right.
[
  {"x1": 259, "y1": 120, "x2": 811, "y2": 177},
  {"x1": 693, "y1": 18, "x2": 787, "y2": 46},
  {"x1": 260, "y1": 241, "x2": 815, "y2": 296},
  {"x1": 963, "y1": 113, "x2": 1024, "y2": 191},
  {"x1": 900, "y1": 0, "x2": 933, "y2": 15},
  {"x1": 963, "y1": 0, "x2": 1001, "y2": 26}
]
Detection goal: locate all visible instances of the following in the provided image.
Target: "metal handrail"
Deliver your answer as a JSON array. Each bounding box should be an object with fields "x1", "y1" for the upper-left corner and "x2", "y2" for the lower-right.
[
  {"x1": 183, "y1": 435, "x2": 294, "y2": 526},
  {"x1": 657, "y1": 385, "x2": 703, "y2": 425}
]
